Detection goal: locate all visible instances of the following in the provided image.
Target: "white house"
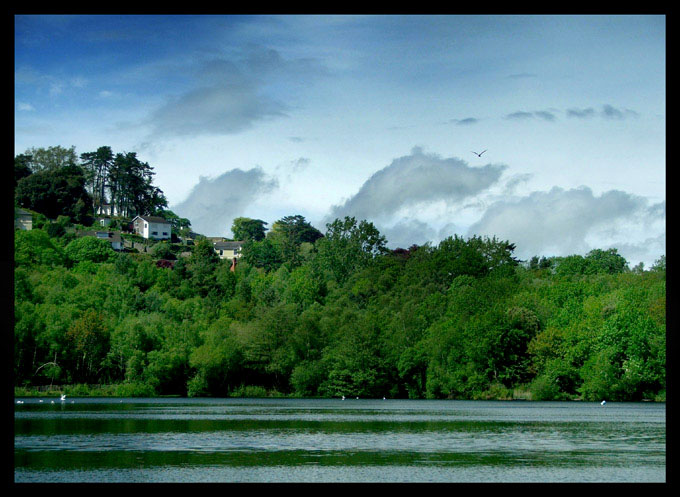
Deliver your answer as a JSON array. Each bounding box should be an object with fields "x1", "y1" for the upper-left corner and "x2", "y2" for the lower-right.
[
  {"x1": 131, "y1": 215, "x2": 172, "y2": 240},
  {"x1": 213, "y1": 241, "x2": 244, "y2": 260},
  {"x1": 93, "y1": 231, "x2": 124, "y2": 251},
  {"x1": 79, "y1": 230, "x2": 124, "y2": 251}
]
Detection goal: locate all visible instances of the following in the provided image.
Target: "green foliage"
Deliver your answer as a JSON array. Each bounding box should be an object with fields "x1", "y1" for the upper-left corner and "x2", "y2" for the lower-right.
[
  {"x1": 241, "y1": 238, "x2": 284, "y2": 273},
  {"x1": 15, "y1": 164, "x2": 93, "y2": 223},
  {"x1": 232, "y1": 217, "x2": 268, "y2": 242},
  {"x1": 65, "y1": 236, "x2": 115, "y2": 263},
  {"x1": 151, "y1": 241, "x2": 175, "y2": 260},
  {"x1": 13, "y1": 209, "x2": 666, "y2": 402},
  {"x1": 22, "y1": 145, "x2": 79, "y2": 172},
  {"x1": 15, "y1": 229, "x2": 67, "y2": 267}
]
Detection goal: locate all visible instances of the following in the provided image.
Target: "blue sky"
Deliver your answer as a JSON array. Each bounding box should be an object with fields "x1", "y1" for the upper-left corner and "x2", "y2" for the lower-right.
[{"x1": 15, "y1": 15, "x2": 665, "y2": 266}]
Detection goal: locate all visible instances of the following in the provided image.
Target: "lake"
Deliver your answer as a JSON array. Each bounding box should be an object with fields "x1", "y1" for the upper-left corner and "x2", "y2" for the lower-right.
[{"x1": 14, "y1": 397, "x2": 666, "y2": 483}]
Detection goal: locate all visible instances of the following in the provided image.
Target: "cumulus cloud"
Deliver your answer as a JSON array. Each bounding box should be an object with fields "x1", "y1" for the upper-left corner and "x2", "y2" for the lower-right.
[
  {"x1": 172, "y1": 167, "x2": 278, "y2": 237},
  {"x1": 379, "y1": 219, "x2": 439, "y2": 250},
  {"x1": 502, "y1": 173, "x2": 533, "y2": 194},
  {"x1": 467, "y1": 186, "x2": 663, "y2": 262},
  {"x1": 325, "y1": 147, "x2": 506, "y2": 224},
  {"x1": 611, "y1": 234, "x2": 665, "y2": 269}
]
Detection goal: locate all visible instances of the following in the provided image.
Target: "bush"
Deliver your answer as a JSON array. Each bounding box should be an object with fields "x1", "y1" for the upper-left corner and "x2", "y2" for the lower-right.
[
  {"x1": 15, "y1": 229, "x2": 67, "y2": 267},
  {"x1": 65, "y1": 236, "x2": 115, "y2": 263}
]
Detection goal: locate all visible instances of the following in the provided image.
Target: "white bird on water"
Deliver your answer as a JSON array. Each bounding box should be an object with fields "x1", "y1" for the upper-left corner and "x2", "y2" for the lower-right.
[
  {"x1": 60, "y1": 394, "x2": 67, "y2": 401},
  {"x1": 341, "y1": 395, "x2": 345, "y2": 400},
  {"x1": 601, "y1": 400, "x2": 606, "y2": 406}
]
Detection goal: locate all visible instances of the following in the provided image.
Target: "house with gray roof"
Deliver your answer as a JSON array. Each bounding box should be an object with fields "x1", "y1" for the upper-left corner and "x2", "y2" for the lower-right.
[
  {"x1": 131, "y1": 215, "x2": 172, "y2": 240},
  {"x1": 213, "y1": 240, "x2": 244, "y2": 260}
]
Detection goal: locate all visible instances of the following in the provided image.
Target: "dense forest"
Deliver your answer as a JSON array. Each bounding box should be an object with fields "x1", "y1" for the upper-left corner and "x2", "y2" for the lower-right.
[{"x1": 13, "y1": 146, "x2": 666, "y2": 401}]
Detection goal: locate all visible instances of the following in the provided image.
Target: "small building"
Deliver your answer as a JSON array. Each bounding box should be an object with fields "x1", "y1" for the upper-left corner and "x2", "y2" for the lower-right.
[
  {"x1": 78, "y1": 230, "x2": 124, "y2": 251},
  {"x1": 97, "y1": 217, "x2": 112, "y2": 228},
  {"x1": 14, "y1": 208, "x2": 33, "y2": 231},
  {"x1": 109, "y1": 233, "x2": 124, "y2": 251},
  {"x1": 213, "y1": 241, "x2": 244, "y2": 260},
  {"x1": 131, "y1": 215, "x2": 172, "y2": 240}
]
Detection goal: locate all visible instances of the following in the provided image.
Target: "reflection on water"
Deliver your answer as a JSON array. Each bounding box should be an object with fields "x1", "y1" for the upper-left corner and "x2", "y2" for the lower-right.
[{"x1": 14, "y1": 398, "x2": 666, "y2": 483}]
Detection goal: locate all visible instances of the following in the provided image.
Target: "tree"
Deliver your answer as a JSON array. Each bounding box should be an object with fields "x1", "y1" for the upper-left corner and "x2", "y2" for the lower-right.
[
  {"x1": 162, "y1": 210, "x2": 191, "y2": 234},
  {"x1": 429, "y1": 235, "x2": 490, "y2": 283},
  {"x1": 15, "y1": 165, "x2": 93, "y2": 222},
  {"x1": 107, "y1": 152, "x2": 167, "y2": 217},
  {"x1": 66, "y1": 309, "x2": 110, "y2": 384},
  {"x1": 23, "y1": 145, "x2": 78, "y2": 172},
  {"x1": 268, "y1": 215, "x2": 323, "y2": 268},
  {"x1": 232, "y1": 217, "x2": 268, "y2": 242},
  {"x1": 189, "y1": 238, "x2": 220, "y2": 297},
  {"x1": 270, "y1": 215, "x2": 323, "y2": 245},
  {"x1": 650, "y1": 255, "x2": 666, "y2": 272},
  {"x1": 584, "y1": 248, "x2": 629, "y2": 274},
  {"x1": 80, "y1": 146, "x2": 114, "y2": 213},
  {"x1": 15, "y1": 230, "x2": 67, "y2": 267},
  {"x1": 313, "y1": 217, "x2": 387, "y2": 283},
  {"x1": 151, "y1": 241, "x2": 175, "y2": 260},
  {"x1": 64, "y1": 237, "x2": 116, "y2": 264},
  {"x1": 14, "y1": 154, "x2": 32, "y2": 185},
  {"x1": 241, "y1": 238, "x2": 284, "y2": 272}
]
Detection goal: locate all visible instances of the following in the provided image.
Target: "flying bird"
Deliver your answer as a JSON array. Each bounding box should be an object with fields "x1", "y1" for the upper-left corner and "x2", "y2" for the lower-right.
[{"x1": 471, "y1": 150, "x2": 487, "y2": 157}]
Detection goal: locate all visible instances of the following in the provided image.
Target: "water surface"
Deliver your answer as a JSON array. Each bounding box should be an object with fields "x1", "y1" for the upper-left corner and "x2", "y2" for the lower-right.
[{"x1": 14, "y1": 398, "x2": 666, "y2": 483}]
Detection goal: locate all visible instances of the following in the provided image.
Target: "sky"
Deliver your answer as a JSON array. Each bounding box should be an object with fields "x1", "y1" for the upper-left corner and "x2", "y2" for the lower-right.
[{"x1": 14, "y1": 15, "x2": 666, "y2": 267}]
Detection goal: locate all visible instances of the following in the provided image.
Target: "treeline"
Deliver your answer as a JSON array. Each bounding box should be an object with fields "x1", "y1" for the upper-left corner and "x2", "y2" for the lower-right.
[
  {"x1": 13, "y1": 209, "x2": 666, "y2": 401},
  {"x1": 15, "y1": 145, "x2": 169, "y2": 223}
]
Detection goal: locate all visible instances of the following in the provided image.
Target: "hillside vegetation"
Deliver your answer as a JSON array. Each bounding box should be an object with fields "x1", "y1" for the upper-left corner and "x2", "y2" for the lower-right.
[{"x1": 14, "y1": 217, "x2": 666, "y2": 401}]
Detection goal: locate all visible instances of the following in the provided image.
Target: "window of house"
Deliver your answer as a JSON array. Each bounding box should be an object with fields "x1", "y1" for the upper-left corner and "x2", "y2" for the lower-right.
[
  {"x1": 152, "y1": 231, "x2": 158, "y2": 236},
  {"x1": 162, "y1": 232, "x2": 168, "y2": 236},
  {"x1": 145, "y1": 223, "x2": 148, "y2": 228}
]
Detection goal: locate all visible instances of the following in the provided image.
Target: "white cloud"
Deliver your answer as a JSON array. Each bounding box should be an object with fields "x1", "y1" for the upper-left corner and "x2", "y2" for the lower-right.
[
  {"x1": 326, "y1": 147, "x2": 506, "y2": 224},
  {"x1": 467, "y1": 186, "x2": 664, "y2": 265},
  {"x1": 172, "y1": 167, "x2": 278, "y2": 237}
]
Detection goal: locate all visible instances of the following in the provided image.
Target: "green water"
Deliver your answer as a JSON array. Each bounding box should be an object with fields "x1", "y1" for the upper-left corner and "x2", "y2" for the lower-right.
[{"x1": 14, "y1": 398, "x2": 666, "y2": 483}]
